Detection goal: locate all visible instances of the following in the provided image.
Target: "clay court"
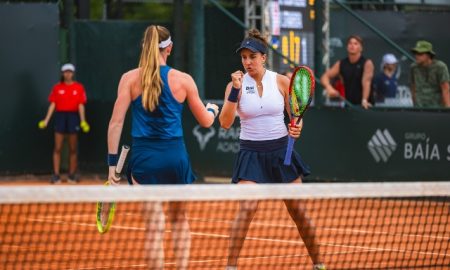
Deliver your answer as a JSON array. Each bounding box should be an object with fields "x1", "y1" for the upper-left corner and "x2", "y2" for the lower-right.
[{"x1": 1, "y1": 180, "x2": 448, "y2": 270}]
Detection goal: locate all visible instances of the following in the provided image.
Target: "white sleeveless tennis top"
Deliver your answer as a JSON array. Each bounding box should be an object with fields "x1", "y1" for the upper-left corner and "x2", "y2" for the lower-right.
[{"x1": 237, "y1": 69, "x2": 288, "y2": 141}]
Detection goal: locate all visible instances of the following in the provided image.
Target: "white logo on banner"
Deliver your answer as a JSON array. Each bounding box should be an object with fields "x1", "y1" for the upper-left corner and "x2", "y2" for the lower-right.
[
  {"x1": 367, "y1": 129, "x2": 397, "y2": 163},
  {"x1": 192, "y1": 125, "x2": 216, "y2": 151}
]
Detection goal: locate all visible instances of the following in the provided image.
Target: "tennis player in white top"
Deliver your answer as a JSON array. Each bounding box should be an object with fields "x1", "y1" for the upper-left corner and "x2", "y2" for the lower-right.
[{"x1": 219, "y1": 29, "x2": 326, "y2": 270}]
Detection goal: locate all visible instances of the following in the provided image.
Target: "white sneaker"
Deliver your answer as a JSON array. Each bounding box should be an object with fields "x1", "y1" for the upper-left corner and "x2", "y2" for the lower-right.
[{"x1": 313, "y1": 263, "x2": 326, "y2": 270}]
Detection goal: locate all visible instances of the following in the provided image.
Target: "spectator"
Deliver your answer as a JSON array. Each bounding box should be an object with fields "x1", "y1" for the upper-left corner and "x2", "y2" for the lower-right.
[
  {"x1": 410, "y1": 40, "x2": 450, "y2": 108},
  {"x1": 320, "y1": 35, "x2": 374, "y2": 109},
  {"x1": 38, "y1": 63, "x2": 90, "y2": 184},
  {"x1": 372, "y1": 53, "x2": 399, "y2": 103}
]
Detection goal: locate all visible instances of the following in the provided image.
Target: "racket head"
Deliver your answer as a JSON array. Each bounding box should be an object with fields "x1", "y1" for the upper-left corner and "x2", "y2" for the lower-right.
[
  {"x1": 288, "y1": 66, "x2": 315, "y2": 119},
  {"x1": 96, "y1": 181, "x2": 116, "y2": 234},
  {"x1": 95, "y1": 145, "x2": 129, "y2": 234}
]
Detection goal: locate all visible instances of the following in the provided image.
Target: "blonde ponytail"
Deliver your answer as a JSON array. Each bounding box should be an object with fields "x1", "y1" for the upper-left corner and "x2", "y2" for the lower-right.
[{"x1": 139, "y1": 26, "x2": 162, "y2": 112}]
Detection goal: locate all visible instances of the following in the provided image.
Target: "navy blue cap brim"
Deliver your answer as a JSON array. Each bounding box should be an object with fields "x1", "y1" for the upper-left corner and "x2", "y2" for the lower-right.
[
  {"x1": 236, "y1": 38, "x2": 267, "y2": 54},
  {"x1": 236, "y1": 45, "x2": 259, "y2": 53}
]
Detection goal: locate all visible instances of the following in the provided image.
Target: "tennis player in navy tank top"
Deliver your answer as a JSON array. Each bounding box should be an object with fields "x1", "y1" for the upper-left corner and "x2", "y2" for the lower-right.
[
  {"x1": 219, "y1": 29, "x2": 326, "y2": 270},
  {"x1": 107, "y1": 25, "x2": 219, "y2": 270}
]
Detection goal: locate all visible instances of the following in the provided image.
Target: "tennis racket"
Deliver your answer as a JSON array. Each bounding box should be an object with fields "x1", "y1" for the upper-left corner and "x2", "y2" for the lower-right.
[
  {"x1": 283, "y1": 66, "x2": 315, "y2": 165},
  {"x1": 96, "y1": 145, "x2": 130, "y2": 234}
]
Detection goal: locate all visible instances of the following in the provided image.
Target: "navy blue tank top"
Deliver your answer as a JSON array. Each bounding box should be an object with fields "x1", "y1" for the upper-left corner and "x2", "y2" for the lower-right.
[{"x1": 131, "y1": 66, "x2": 183, "y2": 139}]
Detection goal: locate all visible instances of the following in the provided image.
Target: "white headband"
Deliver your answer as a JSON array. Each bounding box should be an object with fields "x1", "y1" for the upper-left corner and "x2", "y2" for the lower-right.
[{"x1": 159, "y1": 36, "x2": 172, "y2": 48}]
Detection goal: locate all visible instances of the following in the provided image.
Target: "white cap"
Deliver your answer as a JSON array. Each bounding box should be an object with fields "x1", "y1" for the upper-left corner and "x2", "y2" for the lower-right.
[
  {"x1": 382, "y1": 54, "x2": 398, "y2": 65},
  {"x1": 61, "y1": 63, "x2": 75, "y2": 72}
]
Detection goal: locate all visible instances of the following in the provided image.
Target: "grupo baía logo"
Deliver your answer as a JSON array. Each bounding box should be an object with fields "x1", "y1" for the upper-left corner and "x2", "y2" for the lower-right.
[{"x1": 367, "y1": 129, "x2": 397, "y2": 163}]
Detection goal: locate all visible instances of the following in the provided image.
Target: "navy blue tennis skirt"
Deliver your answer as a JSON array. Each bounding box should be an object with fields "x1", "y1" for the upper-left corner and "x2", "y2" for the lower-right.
[
  {"x1": 127, "y1": 137, "x2": 196, "y2": 185},
  {"x1": 231, "y1": 136, "x2": 310, "y2": 184},
  {"x1": 54, "y1": 112, "x2": 80, "y2": 134}
]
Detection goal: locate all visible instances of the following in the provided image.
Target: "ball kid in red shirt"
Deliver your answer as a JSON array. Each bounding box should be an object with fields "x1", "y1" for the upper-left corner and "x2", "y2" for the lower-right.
[{"x1": 39, "y1": 63, "x2": 90, "y2": 184}]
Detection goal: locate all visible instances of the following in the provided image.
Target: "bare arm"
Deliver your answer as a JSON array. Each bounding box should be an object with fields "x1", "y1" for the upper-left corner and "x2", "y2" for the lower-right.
[
  {"x1": 42, "y1": 103, "x2": 56, "y2": 125},
  {"x1": 78, "y1": 104, "x2": 86, "y2": 122},
  {"x1": 362, "y1": 59, "x2": 374, "y2": 109},
  {"x1": 219, "y1": 82, "x2": 238, "y2": 129},
  {"x1": 278, "y1": 74, "x2": 303, "y2": 139},
  {"x1": 277, "y1": 74, "x2": 291, "y2": 119},
  {"x1": 441, "y1": 81, "x2": 450, "y2": 107},
  {"x1": 108, "y1": 73, "x2": 132, "y2": 155},
  {"x1": 320, "y1": 61, "x2": 341, "y2": 98},
  {"x1": 219, "y1": 70, "x2": 244, "y2": 129},
  {"x1": 184, "y1": 73, "x2": 215, "y2": 128}
]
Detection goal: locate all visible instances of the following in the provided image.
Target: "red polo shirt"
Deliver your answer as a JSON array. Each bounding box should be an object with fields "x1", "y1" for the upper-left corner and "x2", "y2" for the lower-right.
[{"x1": 49, "y1": 82, "x2": 87, "y2": 112}]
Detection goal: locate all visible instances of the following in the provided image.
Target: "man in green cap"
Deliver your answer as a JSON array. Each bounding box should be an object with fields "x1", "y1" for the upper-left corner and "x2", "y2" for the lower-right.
[{"x1": 410, "y1": 40, "x2": 450, "y2": 108}]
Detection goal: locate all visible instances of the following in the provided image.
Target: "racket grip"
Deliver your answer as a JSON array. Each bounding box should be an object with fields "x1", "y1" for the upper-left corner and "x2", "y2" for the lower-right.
[
  {"x1": 115, "y1": 145, "x2": 130, "y2": 176},
  {"x1": 284, "y1": 137, "x2": 295, "y2": 166}
]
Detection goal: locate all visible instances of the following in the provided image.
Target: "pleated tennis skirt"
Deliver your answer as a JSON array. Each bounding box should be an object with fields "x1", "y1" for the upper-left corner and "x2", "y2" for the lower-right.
[
  {"x1": 231, "y1": 136, "x2": 310, "y2": 184},
  {"x1": 127, "y1": 137, "x2": 196, "y2": 185}
]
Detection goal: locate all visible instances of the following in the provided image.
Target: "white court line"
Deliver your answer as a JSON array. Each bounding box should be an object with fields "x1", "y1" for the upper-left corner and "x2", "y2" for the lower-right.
[
  {"x1": 37, "y1": 212, "x2": 450, "y2": 241},
  {"x1": 187, "y1": 216, "x2": 450, "y2": 241},
  {"x1": 27, "y1": 218, "x2": 145, "y2": 231},
  {"x1": 20, "y1": 217, "x2": 450, "y2": 258},
  {"x1": 68, "y1": 251, "x2": 373, "y2": 270}
]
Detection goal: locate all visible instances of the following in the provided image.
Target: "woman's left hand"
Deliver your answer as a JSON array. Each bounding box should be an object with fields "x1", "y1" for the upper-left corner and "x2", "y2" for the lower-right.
[{"x1": 288, "y1": 118, "x2": 303, "y2": 139}]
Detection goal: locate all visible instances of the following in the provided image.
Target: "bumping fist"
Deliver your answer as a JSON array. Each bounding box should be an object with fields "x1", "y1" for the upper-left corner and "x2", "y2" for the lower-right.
[
  {"x1": 206, "y1": 103, "x2": 219, "y2": 118},
  {"x1": 80, "y1": 121, "x2": 90, "y2": 133},
  {"x1": 38, "y1": 120, "x2": 47, "y2": 129},
  {"x1": 231, "y1": 70, "x2": 244, "y2": 89}
]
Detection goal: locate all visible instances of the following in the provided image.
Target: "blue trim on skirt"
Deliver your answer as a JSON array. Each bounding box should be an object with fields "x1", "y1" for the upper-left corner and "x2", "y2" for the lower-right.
[
  {"x1": 127, "y1": 137, "x2": 196, "y2": 185},
  {"x1": 231, "y1": 136, "x2": 310, "y2": 184}
]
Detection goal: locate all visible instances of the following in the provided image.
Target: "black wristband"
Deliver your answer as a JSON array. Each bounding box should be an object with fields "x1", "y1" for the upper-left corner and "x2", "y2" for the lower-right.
[
  {"x1": 227, "y1": 87, "x2": 240, "y2": 103},
  {"x1": 107, "y1": 154, "x2": 118, "y2": 166}
]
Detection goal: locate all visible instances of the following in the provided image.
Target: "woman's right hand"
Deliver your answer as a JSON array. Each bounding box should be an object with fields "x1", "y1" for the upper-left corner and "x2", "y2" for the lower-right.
[
  {"x1": 108, "y1": 166, "x2": 121, "y2": 186},
  {"x1": 206, "y1": 103, "x2": 219, "y2": 118},
  {"x1": 231, "y1": 70, "x2": 244, "y2": 89}
]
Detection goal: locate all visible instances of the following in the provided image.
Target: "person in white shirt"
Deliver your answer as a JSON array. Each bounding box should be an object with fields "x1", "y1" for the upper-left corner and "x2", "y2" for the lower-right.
[{"x1": 219, "y1": 29, "x2": 326, "y2": 270}]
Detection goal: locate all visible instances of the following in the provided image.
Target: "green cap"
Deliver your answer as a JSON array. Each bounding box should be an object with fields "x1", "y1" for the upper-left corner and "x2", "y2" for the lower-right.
[{"x1": 411, "y1": 40, "x2": 435, "y2": 56}]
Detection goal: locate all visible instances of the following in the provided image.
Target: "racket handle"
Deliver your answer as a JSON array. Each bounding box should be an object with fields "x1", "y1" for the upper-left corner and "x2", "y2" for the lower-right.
[
  {"x1": 115, "y1": 145, "x2": 130, "y2": 176},
  {"x1": 284, "y1": 137, "x2": 295, "y2": 166}
]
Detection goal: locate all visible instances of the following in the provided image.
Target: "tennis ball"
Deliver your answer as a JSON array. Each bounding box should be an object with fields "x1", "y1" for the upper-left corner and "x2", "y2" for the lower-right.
[
  {"x1": 80, "y1": 121, "x2": 90, "y2": 133},
  {"x1": 38, "y1": 120, "x2": 46, "y2": 129}
]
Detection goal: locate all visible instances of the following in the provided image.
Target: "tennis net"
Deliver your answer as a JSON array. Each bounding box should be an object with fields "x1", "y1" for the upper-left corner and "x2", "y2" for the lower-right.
[{"x1": 0, "y1": 182, "x2": 449, "y2": 270}]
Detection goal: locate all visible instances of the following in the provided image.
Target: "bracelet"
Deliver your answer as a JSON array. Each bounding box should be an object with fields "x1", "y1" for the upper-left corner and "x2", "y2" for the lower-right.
[
  {"x1": 227, "y1": 87, "x2": 240, "y2": 103},
  {"x1": 207, "y1": 108, "x2": 217, "y2": 117},
  {"x1": 107, "y1": 154, "x2": 118, "y2": 166}
]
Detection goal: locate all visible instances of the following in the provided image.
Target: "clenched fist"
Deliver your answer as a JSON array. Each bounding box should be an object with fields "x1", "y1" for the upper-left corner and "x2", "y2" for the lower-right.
[{"x1": 231, "y1": 70, "x2": 244, "y2": 89}]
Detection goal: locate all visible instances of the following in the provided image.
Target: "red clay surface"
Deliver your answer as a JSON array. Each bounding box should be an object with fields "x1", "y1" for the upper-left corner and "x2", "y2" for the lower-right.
[{"x1": 0, "y1": 180, "x2": 449, "y2": 269}]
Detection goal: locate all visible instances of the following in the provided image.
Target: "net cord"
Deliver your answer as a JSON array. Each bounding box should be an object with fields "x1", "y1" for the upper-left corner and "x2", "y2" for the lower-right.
[{"x1": 0, "y1": 182, "x2": 448, "y2": 204}]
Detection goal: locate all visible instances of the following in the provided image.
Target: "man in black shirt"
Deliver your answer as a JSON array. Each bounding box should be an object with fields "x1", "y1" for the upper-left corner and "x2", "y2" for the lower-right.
[{"x1": 320, "y1": 35, "x2": 374, "y2": 109}]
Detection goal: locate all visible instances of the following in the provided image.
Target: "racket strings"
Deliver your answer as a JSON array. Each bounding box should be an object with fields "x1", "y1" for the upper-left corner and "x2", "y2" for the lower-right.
[{"x1": 290, "y1": 69, "x2": 313, "y2": 117}]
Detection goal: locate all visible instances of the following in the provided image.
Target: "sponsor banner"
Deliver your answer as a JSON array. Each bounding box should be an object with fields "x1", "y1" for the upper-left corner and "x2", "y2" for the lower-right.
[{"x1": 183, "y1": 106, "x2": 450, "y2": 181}]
